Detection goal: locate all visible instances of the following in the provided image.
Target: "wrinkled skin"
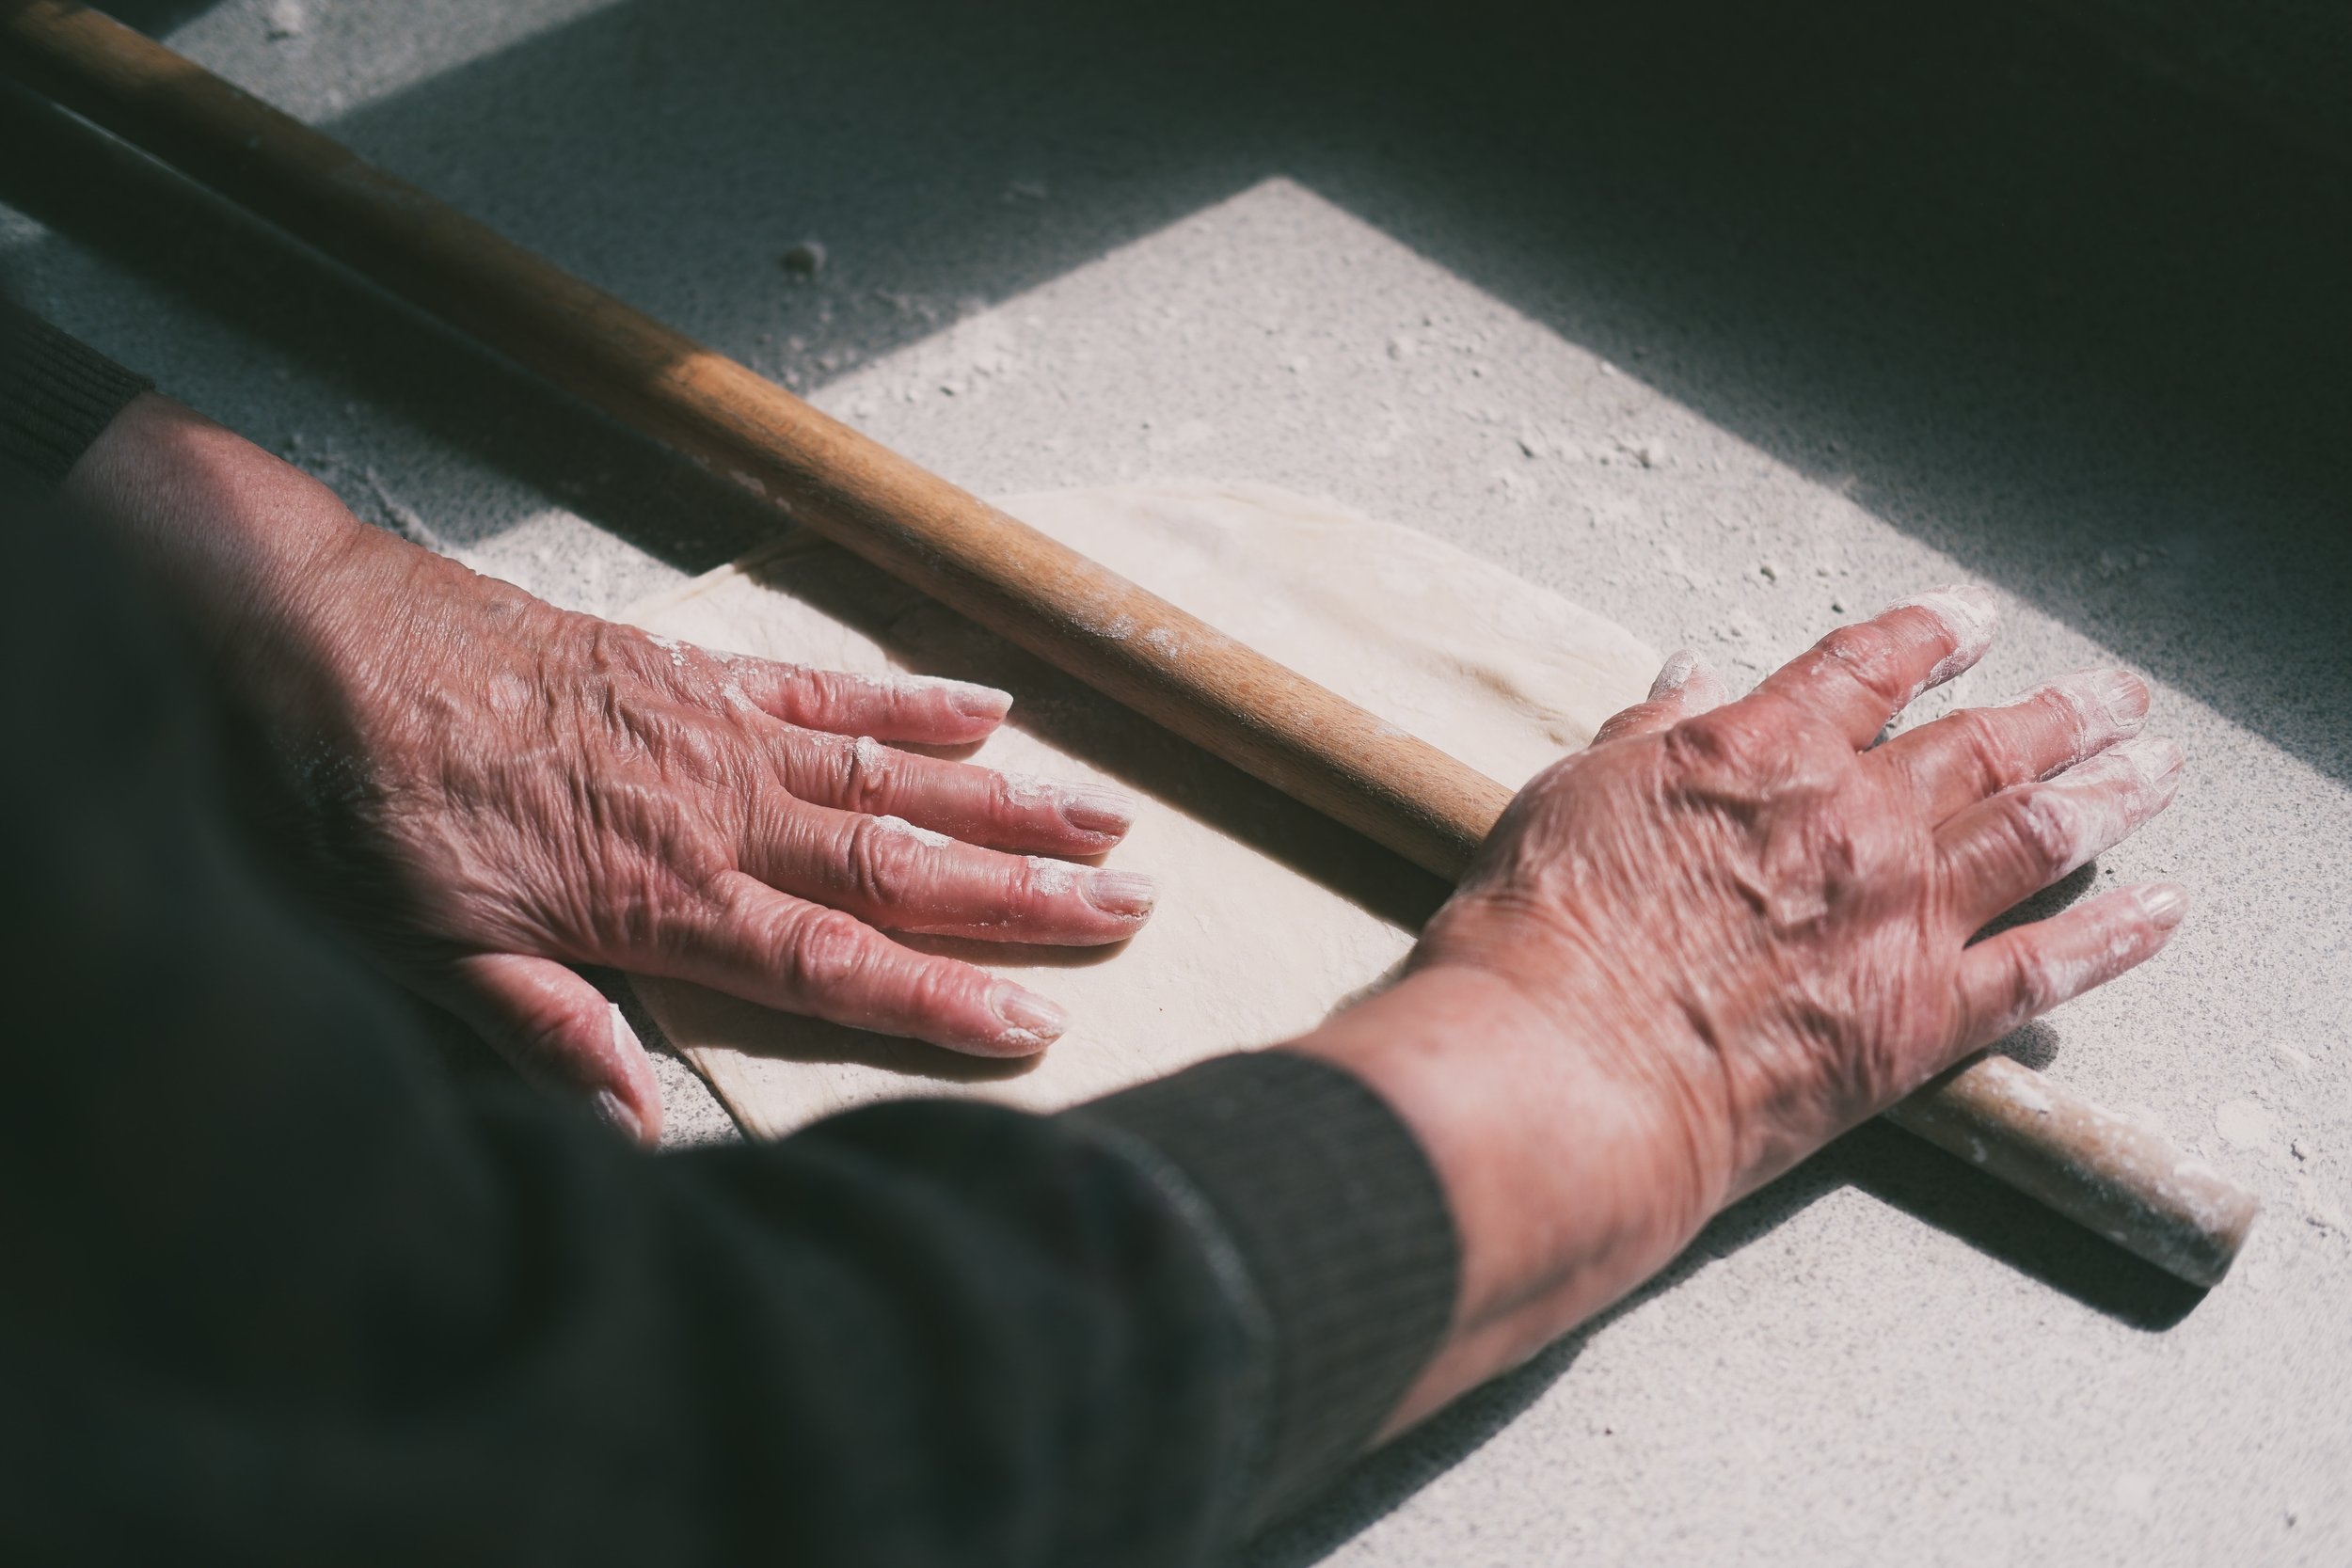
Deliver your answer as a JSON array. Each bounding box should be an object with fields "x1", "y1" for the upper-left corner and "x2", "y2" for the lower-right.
[
  {"x1": 1298, "y1": 595, "x2": 2184, "y2": 1427},
  {"x1": 1435, "y1": 604, "x2": 2173, "y2": 1211},
  {"x1": 72, "y1": 392, "x2": 2186, "y2": 1436},
  {"x1": 67, "y1": 395, "x2": 1153, "y2": 1142}
]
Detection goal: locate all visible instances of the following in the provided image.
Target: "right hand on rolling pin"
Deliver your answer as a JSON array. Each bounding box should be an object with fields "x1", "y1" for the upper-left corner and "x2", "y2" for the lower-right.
[
  {"x1": 1293, "y1": 591, "x2": 2184, "y2": 1431},
  {"x1": 62, "y1": 394, "x2": 1152, "y2": 1144}
]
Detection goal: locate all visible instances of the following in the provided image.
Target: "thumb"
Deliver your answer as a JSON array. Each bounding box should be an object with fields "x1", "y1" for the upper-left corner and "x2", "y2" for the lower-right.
[
  {"x1": 1587, "y1": 649, "x2": 1730, "y2": 747},
  {"x1": 430, "y1": 952, "x2": 664, "y2": 1146}
]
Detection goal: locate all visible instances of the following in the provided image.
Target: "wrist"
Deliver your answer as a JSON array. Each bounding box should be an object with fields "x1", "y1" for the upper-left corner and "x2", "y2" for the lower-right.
[
  {"x1": 61, "y1": 393, "x2": 424, "y2": 728},
  {"x1": 1288, "y1": 960, "x2": 1719, "y2": 1428}
]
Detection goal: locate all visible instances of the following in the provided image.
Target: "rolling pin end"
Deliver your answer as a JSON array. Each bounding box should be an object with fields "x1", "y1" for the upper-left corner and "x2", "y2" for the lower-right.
[{"x1": 1889, "y1": 1053, "x2": 2262, "y2": 1290}]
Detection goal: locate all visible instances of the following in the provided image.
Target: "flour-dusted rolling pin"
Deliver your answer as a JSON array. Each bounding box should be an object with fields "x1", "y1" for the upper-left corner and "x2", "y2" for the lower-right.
[{"x1": 0, "y1": 2, "x2": 2259, "y2": 1286}]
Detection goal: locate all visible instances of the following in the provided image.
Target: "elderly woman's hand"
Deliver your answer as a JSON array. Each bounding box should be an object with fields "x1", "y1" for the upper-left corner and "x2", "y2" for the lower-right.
[
  {"x1": 67, "y1": 395, "x2": 1151, "y2": 1142},
  {"x1": 1295, "y1": 591, "x2": 2183, "y2": 1429}
]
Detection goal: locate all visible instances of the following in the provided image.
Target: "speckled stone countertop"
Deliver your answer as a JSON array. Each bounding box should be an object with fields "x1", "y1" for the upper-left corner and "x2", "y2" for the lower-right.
[{"x1": 6, "y1": 2, "x2": 2345, "y2": 1561}]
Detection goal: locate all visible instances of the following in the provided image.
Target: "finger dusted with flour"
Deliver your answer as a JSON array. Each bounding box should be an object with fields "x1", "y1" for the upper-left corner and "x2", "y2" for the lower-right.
[
  {"x1": 1297, "y1": 584, "x2": 2204, "y2": 1430},
  {"x1": 1955, "y1": 881, "x2": 2190, "y2": 1046},
  {"x1": 1939, "y1": 734, "x2": 2185, "y2": 927},
  {"x1": 1756, "y1": 583, "x2": 1999, "y2": 745},
  {"x1": 1882, "y1": 666, "x2": 2152, "y2": 820},
  {"x1": 1589, "y1": 649, "x2": 1731, "y2": 746},
  {"x1": 53, "y1": 392, "x2": 1157, "y2": 1118}
]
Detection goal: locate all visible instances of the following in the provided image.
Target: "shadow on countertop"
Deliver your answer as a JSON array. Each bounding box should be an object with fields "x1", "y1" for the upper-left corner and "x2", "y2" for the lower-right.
[
  {"x1": 1243, "y1": 1101, "x2": 2202, "y2": 1568},
  {"x1": 0, "y1": 1, "x2": 2308, "y2": 1557},
  {"x1": 6, "y1": 0, "x2": 2344, "y2": 780}
]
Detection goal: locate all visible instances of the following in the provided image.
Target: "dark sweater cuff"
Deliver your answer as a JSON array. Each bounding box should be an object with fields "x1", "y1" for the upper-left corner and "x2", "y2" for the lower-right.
[
  {"x1": 1063, "y1": 1050, "x2": 1458, "y2": 1529},
  {"x1": 1, "y1": 304, "x2": 151, "y2": 485}
]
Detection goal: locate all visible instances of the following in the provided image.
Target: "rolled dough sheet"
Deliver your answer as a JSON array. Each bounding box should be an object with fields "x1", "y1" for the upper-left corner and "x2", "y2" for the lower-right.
[{"x1": 622, "y1": 481, "x2": 1655, "y2": 1139}]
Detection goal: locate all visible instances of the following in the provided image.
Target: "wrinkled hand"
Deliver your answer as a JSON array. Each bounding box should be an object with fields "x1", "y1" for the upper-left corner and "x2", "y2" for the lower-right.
[
  {"x1": 301, "y1": 552, "x2": 1154, "y2": 1137},
  {"x1": 68, "y1": 396, "x2": 1152, "y2": 1142},
  {"x1": 1432, "y1": 588, "x2": 2179, "y2": 1210},
  {"x1": 1297, "y1": 591, "x2": 2184, "y2": 1427}
]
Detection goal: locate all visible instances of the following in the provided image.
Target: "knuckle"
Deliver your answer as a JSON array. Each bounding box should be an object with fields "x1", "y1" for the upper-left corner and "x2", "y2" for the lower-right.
[
  {"x1": 1802, "y1": 800, "x2": 1870, "y2": 879},
  {"x1": 2005, "y1": 786, "x2": 2081, "y2": 877},
  {"x1": 1669, "y1": 708, "x2": 1846, "y2": 799},
  {"x1": 1949, "y1": 707, "x2": 2001, "y2": 763},
  {"x1": 989, "y1": 771, "x2": 1044, "y2": 830},
  {"x1": 492, "y1": 982, "x2": 604, "y2": 1070},
  {"x1": 1819, "y1": 622, "x2": 1888, "y2": 661},
  {"x1": 1826, "y1": 633, "x2": 1939, "y2": 718},
  {"x1": 898, "y1": 957, "x2": 969, "y2": 1020},
  {"x1": 713, "y1": 654, "x2": 803, "y2": 721},
  {"x1": 985, "y1": 768, "x2": 1021, "y2": 819},
  {"x1": 2042, "y1": 684, "x2": 2101, "y2": 767},
  {"x1": 1817, "y1": 624, "x2": 1904, "y2": 698},
  {"x1": 612, "y1": 698, "x2": 733, "y2": 787},
  {"x1": 591, "y1": 620, "x2": 675, "y2": 689},
  {"x1": 1015, "y1": 852, "x2": 1079, "y2": 905},
  {"x1": 1759, "y1": 798, "x2": 1877, "y2": 920},
  {"x1": 834, "y1": 734, "x2": 894, "y2": 811},
  {"x1": 2001, "y1": 945, "x2": 2056, "y2": 1028},
  {"x1": 510, "y1": 999, "x2": 585, "y2": 1062},
  {"x1": 670, "y1": 722, "x2": 737, "y2": 787},
  {"x1": 802, "y1": 667, "x2": 859, "y2": 721},
  {"x1": 1662, "y1": 709, "x2": 1759, "y2": 776},
  {"x1": 1949, "y1": 709, "x2": 2019, "y2": 791},
  {"x1": 838, "y1": 813, "x2": 920, "y2": 902},
  {"x1": 775, "y1": 905, "x2": 874, "y2": 995}
]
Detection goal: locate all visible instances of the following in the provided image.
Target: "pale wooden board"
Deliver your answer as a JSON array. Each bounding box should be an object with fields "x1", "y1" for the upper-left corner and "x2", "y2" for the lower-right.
[{"x1": 620, "y1": 482, "x2": 1654, "y2": 1139}]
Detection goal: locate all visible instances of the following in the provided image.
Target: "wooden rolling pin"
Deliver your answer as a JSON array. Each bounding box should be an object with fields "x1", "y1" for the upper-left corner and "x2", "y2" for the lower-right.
[{"x1": 0, "y1": 1, "x2": 2259, "y2": 1287}]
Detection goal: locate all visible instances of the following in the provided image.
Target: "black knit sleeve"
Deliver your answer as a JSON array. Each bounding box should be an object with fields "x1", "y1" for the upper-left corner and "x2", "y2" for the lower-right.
[
  {"x1": 0, "y1": 469, "x2": 1460, "y2": 1567},
  {"x1": 1066, "y1": 1052, "x2": 1459, "y2": 1529},
  {"x1": 0, "y1": 302, "x2": 151, "y2": 483}
]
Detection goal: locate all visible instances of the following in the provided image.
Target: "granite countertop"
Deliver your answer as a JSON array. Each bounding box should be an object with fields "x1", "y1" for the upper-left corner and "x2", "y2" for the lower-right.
[{"x1": 5, "y1": 1, "x2": 2344, "y2": 1560}]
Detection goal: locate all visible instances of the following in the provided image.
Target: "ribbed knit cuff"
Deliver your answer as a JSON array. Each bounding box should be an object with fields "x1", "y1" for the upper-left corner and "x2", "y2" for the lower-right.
[
  {"x1": 1063, "y1": 1050, "x2": 1458, "y2": 1530},
  {"x1": 1, "y1": 303, "x2": 151, "y2": 484}
]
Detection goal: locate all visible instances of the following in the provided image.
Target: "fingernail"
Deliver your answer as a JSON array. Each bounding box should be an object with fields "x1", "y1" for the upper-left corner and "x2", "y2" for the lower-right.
[
  {"x1": 1647, "y1": 649, "x2": 1702, "y2": 701},
  {"x1": 935, "y1": 678, "x2": 1012, "y2": 721},
  {"x1": 1082, "y1": 868, "x2": 1157, "y2": 917},
  {"x1": 2136, "y1": 882, "x2": 2189, "y2": 927},
  {"x1": 2083, "y1": 668, "x2": 2150, "y2": 732},
  {"x1": 1056, "y1": 783, "x2": 1136, "y2": 837},
  {"x1": 1946, "y1": 582, "x2": 2000, "y2": 621},
  {"x1": 991, "y1": 984, "x2": 1069, "y2": 1047},
  {"x1": 592, "y1": 1088, "x2": 644, "y2": 1144},
  {"x1": 2110, "y1": 733, "x2": 2184, "y2": 791},
  {"x1": 1883, "y1": 585, "x2": 1998, "y2": 695},
  {"x1": 1884, "y1": 583, "x2": 1998, "y2": 642}
]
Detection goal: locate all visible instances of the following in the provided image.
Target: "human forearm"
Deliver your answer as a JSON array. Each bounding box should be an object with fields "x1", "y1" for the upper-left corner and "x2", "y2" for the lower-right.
[
  {"x1": 1289, "y1": 965, "x2": 1701, "y2": 1433},
  {"x1": 1295, "y1": 595, "x2": 2185, "y2": 1447},
  {"x1": 43, "y1": 375, "x2": 1161, "y2": 1135},
  {"x1": 1067, "y1": 1049, "x2": 1458, "y2": 1526},
  {"x1": 1, "y1": 477, "x2": 1281, "y2": 1562},
  {"x1": 5, "y1": 303, "x2": 410, "y2": 731},
  {"x1": 0, "y1": 299, "x2": 151, "y2": 483},
  {"x1": 60, "y1": 390, "x2": 440, "y2": 738}
]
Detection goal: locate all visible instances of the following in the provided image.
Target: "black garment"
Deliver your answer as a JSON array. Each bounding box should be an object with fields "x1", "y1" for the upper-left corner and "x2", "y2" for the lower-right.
[
  {"x1": 0, "y1": 310, "x2": 1458, "y2": 1564},
  {"x1": 0, "y1": 303, "x2": 151, "y2": 481}
]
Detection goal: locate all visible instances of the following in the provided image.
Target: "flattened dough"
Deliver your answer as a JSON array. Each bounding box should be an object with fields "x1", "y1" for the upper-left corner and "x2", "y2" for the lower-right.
[{"x1": 623, "y1": 481, "x2": 1656, "y2": 1139}]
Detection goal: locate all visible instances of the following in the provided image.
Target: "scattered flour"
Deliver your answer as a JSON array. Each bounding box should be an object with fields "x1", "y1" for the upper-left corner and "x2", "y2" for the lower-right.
[
  {"x1": 1023, "y1": 855, "x2": 1077, "y2": 895},
  {"x1": 868, "y1": 814, "x2": 951, "y2": 848},
  {"x1": 2215, "y1": 1099, "x2": 2275, "y2": 1150}
]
